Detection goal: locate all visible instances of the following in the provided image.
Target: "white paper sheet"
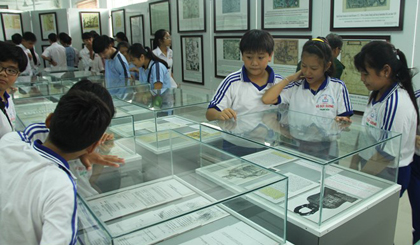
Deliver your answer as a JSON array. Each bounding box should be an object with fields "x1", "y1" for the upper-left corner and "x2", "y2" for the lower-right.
[
  {"x1": 243, "y1": 149, "x2": 296, "y2": 169},
  {"x1": 324, "y1": 174, "x2": 382, "y2": 199}
]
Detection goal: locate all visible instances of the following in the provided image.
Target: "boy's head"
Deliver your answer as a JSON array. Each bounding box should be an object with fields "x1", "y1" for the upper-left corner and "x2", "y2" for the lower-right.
[
  {"x1": 48, "y1": 33, "x2": 58, "y2": 43},
  {"x1": 58, "y1": 32, "x2": 72, "y2": 46},
  {"x1": 82, "y1": 32, "x2": 93, "y2": 48},
  {"x1": 326, "y1": 33, "x2": 343, "y2": 59},
  {"x1": 11, "y1": 33, "x2": 22, "y2": 45},
  {"x1": 93, "y1": 35, "x2": 114, "y2": 59},
  {"x1": 47, "y1": 89, "x2": 112, "y2": 154},
  {"x1": 0, "y1": 41, "x2": 27, "y2": 93},
  {"x1": 21, "y1": 32, "x2": 37, "y2": 49}
]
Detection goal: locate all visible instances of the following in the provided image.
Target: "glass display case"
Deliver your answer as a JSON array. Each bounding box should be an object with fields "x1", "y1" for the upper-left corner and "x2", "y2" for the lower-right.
[
  {"x1": 198, "y1": 108, "x2": 402, "y2": 244},
  {"x1": 12, "y1": 76, "x2": 64, "y2": 100},
  {"x1": 76, "y1": 130, "x2": 289, "y2": 245}
]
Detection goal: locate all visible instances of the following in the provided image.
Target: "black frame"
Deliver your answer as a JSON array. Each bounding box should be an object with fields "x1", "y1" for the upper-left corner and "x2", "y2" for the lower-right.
[
  {"x1": 330, "y1": 0, "x2": 404, "y2": 31},
  {"x1": 262, "y1": 0, "x2": 312, "y2": 31},
  {"x1": 111, "y1": 9, "x2": 126, "y2": 37},
  {"x1": 0, "y1": 12, "x2": 23, "y2": 41},
  {"x1": 176, "y1": 0, "x2": 206, "y2": 33},
  {"x1": 130, "y1": 14, "x2": 145, "y2": 45},
  {"x1": 149, "y1": 0, "x2": 171, "y2": 36},
  {"x1": 213, "y1": 0, "x2": 249, "y2": 33},
  {"x1": 180, "y1": 35, "x2": 204, "y2": 85},
  {"x1": 39, "y1": 12, "x2": 58, "y2": 41},
  {"x1": 214, "y1": 35, "x2": 243, "y2": 78},
  {"x1": 271, "y1": 35, "x2": 312, "y2": 67},
  {"x1": 79, "y1": 11, "x2": 102, "y2": 36}
]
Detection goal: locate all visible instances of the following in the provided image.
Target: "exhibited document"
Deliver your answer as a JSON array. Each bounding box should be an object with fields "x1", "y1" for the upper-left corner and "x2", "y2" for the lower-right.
[
  {"x1": 324, "y1": 174, "x2": 382, "y2": 199},
  {"x1": 243, "y1": 149, "x2": 296, "y2": 169}
]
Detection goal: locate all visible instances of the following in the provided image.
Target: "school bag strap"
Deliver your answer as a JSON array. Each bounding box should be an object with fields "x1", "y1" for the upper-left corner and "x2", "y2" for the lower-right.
[{"x1": 147, "y1": 61, "x2": 161, "y2": 84}]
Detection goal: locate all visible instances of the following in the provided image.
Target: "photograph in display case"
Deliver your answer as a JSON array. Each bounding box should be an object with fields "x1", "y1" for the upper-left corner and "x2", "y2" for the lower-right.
[
  {"x1": 177, "y1": 0, "x2": 206, "y2": 32},
  {"x1": 213, "y1": 0, "x2": 249, "y2": 32},
  {"x1": 111, "y1": 9, "x2": 126, "y2": 37},
  {"x1": 39, "y1": 12, "x2": 58, "y2": 41},
  {"x1": 1, "y1": 13, "x2": 23, "y2": 41},
  {"x1": 149, "y1": 0, "x2": 171, "y2": 35},
  {"x1": 130, "y1": 15, "x2": 144, "y2": 45},
  {"x1": 262, "y1": 0, "x2": 312, "y2": 30},
  {"x1": 331, "y1": 0, "x2": 404, "y2": 31},
  {"x1": 181, "y1": 35, "x2": 204, "y2": 85},
  {"x1": 214, "y1": 36, "x2": 242, "y2": 78},
  {"x1": 79, "y1": 12, "x2": 101, "y2": 35}
]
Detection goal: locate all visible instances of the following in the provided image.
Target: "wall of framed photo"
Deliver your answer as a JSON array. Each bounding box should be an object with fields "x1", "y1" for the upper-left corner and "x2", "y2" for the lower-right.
[{"x1": 0, "y1": 10, "x2": 31, "y2": 42}]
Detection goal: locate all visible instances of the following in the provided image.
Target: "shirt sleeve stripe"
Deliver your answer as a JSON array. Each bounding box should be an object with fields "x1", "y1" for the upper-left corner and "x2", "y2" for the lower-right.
[
  {"x1": 209, "y1": 73, "x2": 240, "y2": 107},
  {"x1": 116, "y1": 54, "x2": 129, "y2": 78}
]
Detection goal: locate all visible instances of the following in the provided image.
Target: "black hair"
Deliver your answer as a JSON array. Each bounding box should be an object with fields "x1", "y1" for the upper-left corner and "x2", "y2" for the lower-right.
[
  {"x1": 115, "y1": 32, "x2": 128, "y2": 42},
  {"x1": 48, "y1": 90, "x2": 112, "y2": 153},
  {"x1": 0, "y1": 41, "x2": 28, "y2": 72},
  {"x1": 301, "y1": 37, "x2": 335, "y2": 77},
  {"x1": 93, "y1": 35, "x2": 113, "y2": 54},
  {"x1": 90, "y1": 30, "x2": 100, "y2": 39},
  {"x1": 239, "y1": 29, "x2": 274, "y2": 54},
  {"x1": 128, "y1": 43, "x2": 169, "y2": 69},
  {"x1": 153, "y1": 29, "x2": 168, "y2": 49},
  {"x1": 11, "y1": 33, "x2": 22, "y2": 45},
  {"x1": 59, "y1": 32, "x2": 72, "y2": 45},
  {"x1": 22, "y1": 32, "x2": 37, "y2": 42},
  {"x1": 29, "y1": 48, "x2": 38, "y2": 66},
  {"x1": 326, "y1": 33, "x2": 343, "y2": 50},
  {"x1": 68, "y1": 79, "x2": 115, "y2": 118},
  {"x1": 354, "y1": 41, "x2": 419, "y2": 123},
  {"x1": 48, "y1": 33, "x2": 57, "y2": 42},
  {"x1": 117, "y1": 41, "x2": 130, "y2": 51},
  {"x1": 82, "y1": 32, "x2": 93, "y2": 40}
]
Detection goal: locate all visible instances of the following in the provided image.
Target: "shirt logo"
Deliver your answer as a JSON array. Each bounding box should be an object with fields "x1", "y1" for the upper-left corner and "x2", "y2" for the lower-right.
[
  {"x1": 316, "y1": 94, "x2": 335, "y2": 111},
  {"x1": 366, "y1": 109, "x2": 378, "y2": 127}
]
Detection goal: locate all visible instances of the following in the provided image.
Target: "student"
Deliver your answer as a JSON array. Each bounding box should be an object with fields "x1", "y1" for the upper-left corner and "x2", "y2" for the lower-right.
[
  {"x1": 11, "y1": 33, "x2": 22, "y2": 45},
  {"x1": 262, "y1": 37, "x2": 353, "y2": 120},
  {"x1": 352, "y1": 41, "x2": 418, "y2": 243},
  {"x1": 93, "y1": 35, "x2": 129, "y2": 89},
  {"x1": 0, "y1": 41, "x2": 27, "y2": 138},
  {"x1": 117, "y1": 41, "x2": 139, "y2": 81},
  {"x1": 59, "y1": 32, "x2": 78, "y2": 68},
  {"x1": 128, "y1": 43, "x2": 171, "y2": 90},
  {"x1": 79, "y1": 32, "x2": 104, "y2": 74},
  {"x1": 18, "y1": 32, "x2": 37, "y2": 76},
  {"x1": 42, "y1": 33, "x2": 67, "y2": 68},
  {"x1": 0, "y1": 89, "x2": 113, "y2": 245},
  {"x1": 115, "y1": 32, "x2": 129, "y2": 43},
  {"x1": 153, "y1": 29, "x2": 177, "y2": 88},
  {"x1": 206, "y1": 29, "x2": 283, "y2": 121}
]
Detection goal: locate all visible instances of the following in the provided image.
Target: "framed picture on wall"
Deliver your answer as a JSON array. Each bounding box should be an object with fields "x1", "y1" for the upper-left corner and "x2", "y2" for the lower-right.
[
  {"x1": 214, "y1": 36, "x2": 242, "y2": 78},
  {"x1": 79, "y1": 12, "x2": 101, "y2": 35},
  {"x1": 41, "y1": 45, "x2": 49, "y2": 68},
  {"x1": 262, "y1": 0, "x2": 312, "y2": 31},
  {"x1": 130, "y1": 15, "x2": 144, "y2": 45},
  {"x1": 271, "y1": 35, "x2": 312, "y2": 76},
  {"x1": 181, "y1": 35, "x2": 204, "y2": 85},
  {"x1": 331, "y1": 0, "x2": 404, "y2": 31},
  {"x1": 39, "y1": 12, "x2": 58, "y2": 41},
  {"x1": 111, "y1": 9, "x2": 126, "y2": 37},
  {"x1": 339, "y1": 35, "x2": 390, "y2": 112},
  {"x1": 214, "y1": 0, "x2": 249, "y2": 32},
  {"x1": 177, "y1": 0, "x2": 206, "y2": 32},
  {"x1": 149, "y1": 0, "x2": 171, "y2": 35},
  {"x1": 1, "y1": 13, "x2": 23, "y2": 41}
]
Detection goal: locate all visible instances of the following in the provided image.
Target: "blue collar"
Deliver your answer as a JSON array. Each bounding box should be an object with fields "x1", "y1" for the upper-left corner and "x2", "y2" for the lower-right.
[
  {"x1": 373, "y1": 82, "x2": 399, "y2": 104},
  {"x1": 3, "y1": 91, "x2": 10, "y2": 108},
  {"x1": 303, "y1": 76, "x2": 329, "y2": 95},
  {"x1": 33, "y1": 139, "x2": 72, "y2": 175},
  {"x1": 242, "y1": 65, "x2": 275, "y2": 84}
]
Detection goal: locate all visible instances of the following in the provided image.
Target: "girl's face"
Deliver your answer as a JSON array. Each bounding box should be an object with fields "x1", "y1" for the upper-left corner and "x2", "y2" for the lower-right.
[
  {"x1": 130, "y1": 55, "x2": 145, "y2": 68},
  {"x1": 301, "y1": 53, "x2": 331, "y2": 86},
  {"x1": 360, "y1": 64, "x2": 390, "y2": 92},
  {"x1": 160, "y1": 32, "x2": 171, "y2": 47}
]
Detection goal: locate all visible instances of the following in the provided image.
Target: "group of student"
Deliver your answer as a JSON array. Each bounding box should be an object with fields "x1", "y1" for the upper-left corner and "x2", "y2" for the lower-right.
[{"x1": 0, "y1": 27, "x2": 419, "y2": 244}]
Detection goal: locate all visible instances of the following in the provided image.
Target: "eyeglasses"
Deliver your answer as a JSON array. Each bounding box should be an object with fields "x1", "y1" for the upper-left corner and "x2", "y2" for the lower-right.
[{"x1": 0, "y1": 66, "x2": 19, "y2": 76}]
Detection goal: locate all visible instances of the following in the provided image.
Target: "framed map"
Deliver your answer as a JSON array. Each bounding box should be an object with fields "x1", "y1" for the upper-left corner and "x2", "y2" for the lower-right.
[
  {"x1": 339, "y1": 36, "x2": 390, "y2": 112},
  {"x1": 111, "y1": 9, "x2": 126, "y2": 37},
  {"x1": 213, "y1": 0, "x2": 249, "y2": 32},
  {"x1": 79, "y1": 12, "x2": 101, "y2": 35},
  {"x1": 181, "y1": 35, "x2": 204, "y2": 85},
  {"x1": 39, "y1": 12, "x2": 58, "y2": 41},
  {"x1": 331, "y1": 0, "x2": 404, "y2": 31},
  {"x1": 177, "y1": 0, "x2": 206, "y2": 32},
  {"x1": 149, "y1": 0, "x2": 171, "y2": 35},
  {"x1": 130, "y1": 15, "x2": 144, "y2": 45},
  {"x1": 1, "y1": 13, "x2": 23, "y2": 41},
  {"x1": 214, "y1": 36, "x2": 242, "y2": 78},
  {"x1": 262, "y1": 0, "x2": 312, "y2": 30}
]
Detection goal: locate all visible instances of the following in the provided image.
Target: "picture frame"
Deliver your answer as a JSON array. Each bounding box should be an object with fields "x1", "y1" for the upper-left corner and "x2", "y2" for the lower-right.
[
  {"x1": 214, "y1": 36, "x2": 242, "y2": 78},
  {"x1": 1, "y1": 13, "x2": 23, "y2": 41},
  {"x1": 262, "y1": 0, "x2": 312, "y2": 31},
  {"x1": 181, "y1": 35, "x2": 204, "y2": 85},
  {"x1": 177, "y1": 0, "x2": 206, "y2": 33},
  {"x1": 271, "y1": 35, "x2": 312, "y2": 76},
  {"x1": 214, "y1": 0, "x2": 249, "y2": 32},
  {"x1": 130, "y1": 15, "x2": 144, "y2": 45},
  {"x1": 41, "y1": 44, "x2": 49, "y2": 68},
  {"x1": 111, "y1": 9, "x2": 126, "y2": 37},
  {"x1": 149, "y1": 0, "x2": 171, "y2": 36},
  {"x1": 39, "y1": 12, "x2": 58, "y2": 41},
  {"x1": 330, "y1": 0, "x2": 404, "y2": 31},
  {"x1": 339, "y1": 35, "x2": 391, "y2": 112},
  {"x1": 79, "y1": 12, "x2": 102, "y2": 36}
]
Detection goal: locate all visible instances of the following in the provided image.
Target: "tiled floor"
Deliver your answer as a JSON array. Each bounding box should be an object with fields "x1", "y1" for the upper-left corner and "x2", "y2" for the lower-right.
[{"x1": 395, "y1": 192, "x2": 413, "y2": 245}]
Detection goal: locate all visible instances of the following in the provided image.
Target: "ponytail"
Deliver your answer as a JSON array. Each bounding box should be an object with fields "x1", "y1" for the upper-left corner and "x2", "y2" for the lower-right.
[{"x1": 129, "y1": 44, "x2": 169, "y2": 69}]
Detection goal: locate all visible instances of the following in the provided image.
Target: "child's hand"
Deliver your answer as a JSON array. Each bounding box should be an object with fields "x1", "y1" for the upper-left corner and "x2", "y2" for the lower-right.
[
  {"x1": 130, "y1": 67, "x2": 139, "y2": 73},
  {"x1": 335, "y1": 116, "x2": 352, "y2": 123},
  {"x1": 100, "y1": 133, "x2": 114, "y2": 144},
  {"x1": 80, "y1": 152, "x2": 124, "y2": 170},
  {"x1": 288, "y1": 70, "x2": 304, "y2": 82},
  {"x1": 219, "y1": 108, "x2": 237, "y2": 121}
]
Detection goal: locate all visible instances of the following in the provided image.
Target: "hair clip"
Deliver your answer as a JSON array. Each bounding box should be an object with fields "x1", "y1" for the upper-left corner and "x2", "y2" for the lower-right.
[{"x1": 312, "y1": 38, "x2": 324, "y2": 43}]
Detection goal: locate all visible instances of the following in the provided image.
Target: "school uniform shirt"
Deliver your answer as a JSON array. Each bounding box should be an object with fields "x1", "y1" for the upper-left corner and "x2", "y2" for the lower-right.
[
  {"x1": 79, "y1": 47, "x2": 104, "y2": 74},
  {"x1": 17, "y1": 44, "x2": 33, "y2": 76},
  {"x1": 104, "y1": 50, "x2": 129, "y2": 89},
  {"x1": 42, "y1": 42, "x2": 67, "y2": 67},
  {"x1": 0, "y1": 131, "x2": 77, "y2": 245},
  {"x1": 139, "y1": 60, "x2": 172, "y2": 90},
  {"x1": 208, "y1": 66, "x2": 282, "y2": 116},
  {"x1": 153, "y1": 47, "x2": 177, "y2": 88},
  {"x1": 279, "y1": 76, "x2": 353, "y2": 118},
  {"x1": 360, "y1": 83, "x2": 417, "y2": 168},
  {"x1": 65, "y1": 46, "x2": 77, "y2": 68},
  {"x1": 0, "y1": 92, "x2": 16, "y2": 138},
  {"x1": 414, "y1": 90, "x2": 420, "y2": 156}
]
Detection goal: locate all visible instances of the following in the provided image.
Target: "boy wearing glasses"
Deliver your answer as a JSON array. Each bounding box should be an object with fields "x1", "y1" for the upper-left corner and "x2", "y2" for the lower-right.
[{"x1": 0, "y1": 41, "x2": 27, "y2": 138}]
